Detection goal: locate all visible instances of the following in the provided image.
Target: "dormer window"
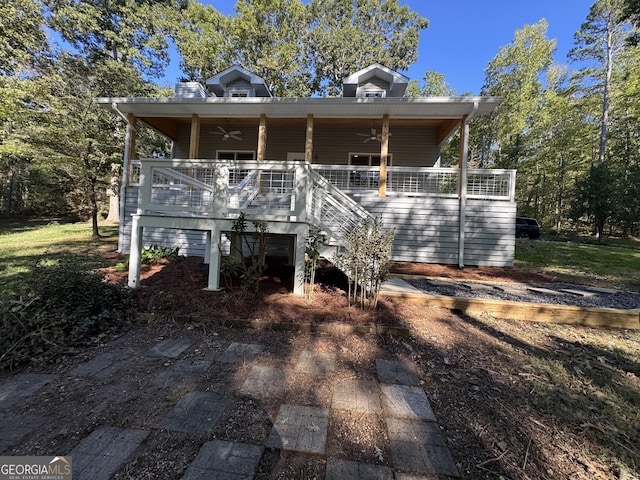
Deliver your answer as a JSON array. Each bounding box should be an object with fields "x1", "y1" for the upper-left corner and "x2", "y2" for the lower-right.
[
  {"x1": 226, "y1": 87, "x2": 255, "y2": 98},
  {"x1": 363, "y1": 90, "x2": 385, "y2": 98}
]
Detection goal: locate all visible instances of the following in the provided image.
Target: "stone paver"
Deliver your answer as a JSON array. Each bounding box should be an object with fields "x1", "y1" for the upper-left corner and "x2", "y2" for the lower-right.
[
  {"x1": 0, "y1": 413, "x2": 45, "y2": 453},
  {"x1": 0, "y1": 373, "x2": 56, "y2": 409},
  {"x1": 332, "y1": 379, "x2": 381, "y2": 413},
  {"x1": 69, "y1": 426, "x2": 149, "y2": 480},
  {"x1": 71, "y1": 352, "x2": 132, "y2": 378},
  {"x1": 380, "y1": 384, "x2": 436, "y2": 421},
  {"x1": 218, "y1": 342, "x2": 264, "y2": 363},
  {"x1": 146, "y1": 338, "x2": 192, "y2": 358},
  {"x1": 295, "y1": 350, "x2": 336, "y2": 375},
  {"x1": 154, "y1": 360, "x2": 212, "y2": 388},
  {"x1": 158, "y1": 391, "x2": 231, "y2": 434},
  {"x1": 559, "y1": 288, "x2": 599, "y2": 297},
  {"x1": 325, "y1": 459, "x2": 393, "y2": 480},
  {"x1": 395, "y1": 474, "x2": 441, "y2": 480},
  {"x1": 239, "y1": 365, "x2": 288, "y2": 398},
  {"x1": 265, "y1": 404, "x2": 329, "y2": 454},
  {"x1": 526, "y1": 286, "x2": 564, "y2": 296},
  {"x1": 182, "y1": 439, "x2": 264, "y2": 480},
  {"x1": 386, "y1": 417, "x2": 459, "y2": 477},
  {"x1": 376, "y1": 359, "x2": 420, "y2": 386}
]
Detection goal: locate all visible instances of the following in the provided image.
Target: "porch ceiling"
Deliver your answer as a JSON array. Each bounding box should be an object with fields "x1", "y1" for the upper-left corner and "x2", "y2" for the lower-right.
[{"x1": 99, "y1": 96, "x2": 501, "y2": 141}]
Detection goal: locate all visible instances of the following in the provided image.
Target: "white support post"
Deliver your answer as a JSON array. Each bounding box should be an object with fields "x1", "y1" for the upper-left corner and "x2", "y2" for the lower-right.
[
  {"x1": 204, "y1": 230, "x2": 211, "y2": 264},
  {"x1": 128, "y1": 215, "x2": 143, "y2": 288},
  {"x1": 204, "y1": 225, "x2": 223, "y2": 291},
  {"x1": 458, "y1": 119, "x2": 470, "y2": 269},
  {"x1": 293, "y1": 226, "x2": 309, "y2": 296}
]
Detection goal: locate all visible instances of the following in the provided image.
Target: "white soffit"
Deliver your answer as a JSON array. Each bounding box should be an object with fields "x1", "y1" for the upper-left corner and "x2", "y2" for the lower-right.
[{"x1": 97, "y1": 96, "x2": 502, "y2": 120}]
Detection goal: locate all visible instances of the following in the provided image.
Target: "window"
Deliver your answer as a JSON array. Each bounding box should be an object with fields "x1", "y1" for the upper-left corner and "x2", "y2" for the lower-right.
[
  {"x1": 349, "y1": 153, "x2": 391, "y2": 166},
  {"x1": 216, "y1": 151, "x2": 255, "y2": 161},
  {"x1": 363, "y1": 90, "x2": 385, "y2": 98},
  {"x1": 225, "y1": 87, "x2": 254, "y2": 97}
]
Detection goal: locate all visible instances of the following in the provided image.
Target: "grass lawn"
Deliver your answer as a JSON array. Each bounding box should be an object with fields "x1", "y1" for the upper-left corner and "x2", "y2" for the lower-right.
[
  {"x1": 516, "y1": 235, "x2": 640, "y2": 289},
  {"x1": 0, "y1": 220, "x2": 118, "y2": 291}
]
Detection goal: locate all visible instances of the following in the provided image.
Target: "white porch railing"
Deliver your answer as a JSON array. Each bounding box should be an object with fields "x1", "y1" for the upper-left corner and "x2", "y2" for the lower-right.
[
  {"x1": 310, "y1": 165, "x2": 516, "y2": 201},
  {"x1": 133, "y1": 159, "x2": 374, "y2": 245}
]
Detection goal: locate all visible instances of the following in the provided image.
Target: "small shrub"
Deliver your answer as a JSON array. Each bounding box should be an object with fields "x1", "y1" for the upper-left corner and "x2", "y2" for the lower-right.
[
  {"x1": 222, "y1": 212, "x2": 268, "y2": 297},
  {"x1": 333, "y1": 217, "x2": 394, "y2": 309},
  {"x1": 0, "y1": 259, "x2": 133, "y2": 370},
  {"x1": 141, "y1": 244, "x2": 180, "y2": 264}
]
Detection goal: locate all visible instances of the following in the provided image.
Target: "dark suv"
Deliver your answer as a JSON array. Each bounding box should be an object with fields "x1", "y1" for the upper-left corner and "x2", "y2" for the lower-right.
[{"x1": 515, "y1": 217, "x2": 541, "y2": 239}]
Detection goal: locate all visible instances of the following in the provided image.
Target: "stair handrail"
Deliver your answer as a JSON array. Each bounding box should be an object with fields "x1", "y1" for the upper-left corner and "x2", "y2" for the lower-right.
[{"x1": 307, "y1": 166, "x2": 374, "y2": 243}]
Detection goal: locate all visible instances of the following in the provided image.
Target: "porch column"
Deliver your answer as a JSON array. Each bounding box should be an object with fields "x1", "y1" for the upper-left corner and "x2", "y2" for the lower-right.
[
  {"x1": 204, "y1": 225, "x2": 223, "y2": 291},
  {"x1": 127, "y1": 215, "x2": 143, "y2": 288},
  {"x1": 189, "y1": 114, "x2": 200, "y2": 159},
  {"x1": 257, "y1": 114, "x2": 267, "y2": 161},
  {"x1": 117, "y1": 114, "x2": 136, "y2": 253},
  {"x1": 378, "y1": 114, "x2": 390, "y2": 197},
  {"x1": 305, "y1": 114, "x2": 314, "y2": 163},
  {"x1": 458, "y1": 116, "x2": 470, "y2": 269}
]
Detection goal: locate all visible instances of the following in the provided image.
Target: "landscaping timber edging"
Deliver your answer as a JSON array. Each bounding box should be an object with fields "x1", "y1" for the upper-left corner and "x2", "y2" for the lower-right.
[{"x1": 381, "y1": 291, "x2": 640, "y2": 330}]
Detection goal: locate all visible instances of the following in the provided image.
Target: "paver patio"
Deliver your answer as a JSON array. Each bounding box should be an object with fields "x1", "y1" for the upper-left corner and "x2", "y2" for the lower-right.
[{"x1": 0, "y1": 332, "x2": 461, "y2": 479}]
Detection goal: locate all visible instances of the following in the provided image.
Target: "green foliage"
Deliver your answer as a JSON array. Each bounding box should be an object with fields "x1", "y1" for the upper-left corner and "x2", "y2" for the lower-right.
[
  {"x1": 333, "y1": 217, "x2": 394, "y2": 309},
  {"x1": 141, "y1": 244, "x2": 180, "y2": 264},
  {"x1": 515, "y1": 236, "x2": 640, "y2": 289},
  {"x1": 222, "y1": 212, "x2": 269, "y2": 297},
  {"x1": 481, "y1": 19, "x2": 557, "y2": 169},
  {"x1": 304, "y1": 226, "x2": 326, "y2": 304},
  {"x1": 0, "y1": 260, "x2": 133, "y2": 370},
  {"x1": 406, "y1": 70, "x2": 458, "y2": 97},
  {"x1": 308, "y1": 0, "x2": 428, "y2": 96}
]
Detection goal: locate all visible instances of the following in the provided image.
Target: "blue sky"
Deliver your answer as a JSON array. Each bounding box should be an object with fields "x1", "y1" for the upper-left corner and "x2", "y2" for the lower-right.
[{"x1": 162, "y1": 0, "x2": 596, "y2": 95}]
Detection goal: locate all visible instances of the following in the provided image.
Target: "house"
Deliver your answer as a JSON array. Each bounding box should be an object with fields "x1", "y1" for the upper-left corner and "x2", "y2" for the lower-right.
[{"x1": 97, "y1": 64, "x2": 513, "y2": 296}]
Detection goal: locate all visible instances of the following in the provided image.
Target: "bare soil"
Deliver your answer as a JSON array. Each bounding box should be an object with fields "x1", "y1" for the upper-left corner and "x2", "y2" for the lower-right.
[{"x1": 6, "y1": 253, "x2": 638, "y2": 479}]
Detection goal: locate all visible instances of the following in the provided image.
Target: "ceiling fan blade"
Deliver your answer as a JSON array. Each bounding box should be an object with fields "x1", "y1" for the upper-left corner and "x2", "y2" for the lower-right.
[
  {"x1": 362, "y1": 137, "x2": 371, "y2": 143},
  {"x1": 217, "y1": 125, "x2": 227, "y2": 134},
  {"x1": 228, "y1": 130, "x2": 241, "y2": 136},
  {"x1": 230, "y1": 134, "x2": 243, "y2": 141}
]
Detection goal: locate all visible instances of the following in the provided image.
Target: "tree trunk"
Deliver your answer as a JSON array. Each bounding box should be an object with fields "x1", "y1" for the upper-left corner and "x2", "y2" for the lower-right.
[
  {"x1": 83, "y1": 141, "x2": 101, "y2": 239},
  {"x1": 105, "y1": 164, "x2": 120, "y2": 223}
]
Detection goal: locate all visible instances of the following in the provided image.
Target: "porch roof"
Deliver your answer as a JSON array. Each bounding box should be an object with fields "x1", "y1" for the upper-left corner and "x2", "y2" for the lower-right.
[{"x1": 97, "y1": 95, "x2": 501, "y2": 141}]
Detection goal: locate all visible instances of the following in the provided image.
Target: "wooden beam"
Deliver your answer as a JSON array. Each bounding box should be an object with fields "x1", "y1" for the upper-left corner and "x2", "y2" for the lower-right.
[
  {"x1": 436, "y1": 119, "x2": 461, "y2": 145},
  {"x1": 305, "y1": 114, "x2": 314, "y2": 163},
  {"x1": 189, "y1": 114, "x2": 200, "y2": 159},
  {"x1": 378, "y1": 114, "x2": 390, "y2": 197},
  {"x1": 257, "y1": 114, "x2": 267, "y2": 161}
]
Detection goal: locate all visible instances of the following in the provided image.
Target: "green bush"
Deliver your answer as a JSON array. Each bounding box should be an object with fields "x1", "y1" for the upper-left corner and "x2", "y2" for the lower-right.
[{"x1": 0, "y1": 259, "x2": 133, "y2": 370}]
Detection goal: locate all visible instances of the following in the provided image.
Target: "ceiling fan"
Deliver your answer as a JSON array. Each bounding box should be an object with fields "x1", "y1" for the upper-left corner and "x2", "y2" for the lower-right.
[
  {"x1": 356, "y1": 127, "x2": 391, "y2": 143},
  {"x1": 211, "y1": 125, "x2": 242, "y2": 141}
]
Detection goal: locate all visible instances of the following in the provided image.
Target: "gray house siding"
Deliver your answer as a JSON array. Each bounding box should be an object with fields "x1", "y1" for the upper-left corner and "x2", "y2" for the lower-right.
[
  {"x1": 173, "y1": 123, "x2": 439, "y2": 166},
  {"x1": 121, "y1": 185, "x2": 515, "y2": 267}
]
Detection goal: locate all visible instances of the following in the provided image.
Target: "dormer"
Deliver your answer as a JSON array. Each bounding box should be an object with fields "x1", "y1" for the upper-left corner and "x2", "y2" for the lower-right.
[
  {"x1": 342, "y1": 63, "x2": 409, "y2": 98},
  {"x1": 205, "y1": 65, "x2": 272, "y2": 98}
]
